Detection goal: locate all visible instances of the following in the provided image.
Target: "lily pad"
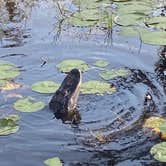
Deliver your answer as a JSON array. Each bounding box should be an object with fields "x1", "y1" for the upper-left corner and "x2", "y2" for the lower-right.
[
  {"x1": 0, "y1": 61, "x2": 20, "y2": 80},
  {"x1": 159, "y1": 121, "x2": 166, "y2": 139},
  {"x1": 150, "y1": 142, "x2": 166, "y2": 162},
  {"x1": 81, "y1": 80, "x2": 116, "y2": 94},
  {"x1": 56, "y1": 59, "x2": 89, "y2": 73},
  {"x1": 44, "y1": 157, "x2": 62, "y2": 166},
  {"x1": 31, "y1": 81, "x2": 60, "y2": 94},
  {"x1": 145, "y1": 16, "x2": 166, "y2": 30},
  {"x1": 14, "y1": 97, "x2": 45, "y2": 112},
  {"x1": 114, "y1": 13, "x2": 144, "y2": 26},
  {"x1": 93, "y1": 60, "x2": 109, "y2": 67},
  {"x1": 140, "y1": 31, "x2": 166, "y2": 46},
  {"x1": 119, "y1": 27, "x2": 148, "y2": 37},
  {"x1": 143, "y1": 116, "x2": 165, "y2": 133},
  {"x1": 0, "y1": 81, "x2": 21, "y2": 90},
  {"x1": 0, "y1": 80, "x2": 7, "y2": 87},
  {"x1": 67, "y1": 16, "x2": 97, "y2": 26},
  {"x1": 5, "y1": 114, "x2": 20, "y2": 121},
  {"x1": 0, "y1": 117, "x2": 19, "y2": 136},
  {"x1": 117, "y1": 2, "x2": 152, "y2": 15},
  {"x1": 99, "y1": 68, "x2": 131, "y2": 80}
]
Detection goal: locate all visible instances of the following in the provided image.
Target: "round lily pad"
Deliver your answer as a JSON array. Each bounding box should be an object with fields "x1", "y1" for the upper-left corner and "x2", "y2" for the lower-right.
[
  {"x1": 5, "y1": 114, "x2": 20, "y2": 121},
  {"x1": 0, "y1": 81, "x2": 21, "y2": 90},
  {"x1": 14, "y1": 97, "x2": 45, "y2": 112},
  {"x1": 0, "y1": 116, "x2": 20, "y2": 136},
  {"x1": 31, "y1": 81, "x2": 60, "y2": 94},
  {"x1": 143, "y1": 116, "x2": 165, "y2": 133},
  {"x1": 119, "y1": 27, "x2": 148, "y2": 37},
  {"x1": 0, "y1": 61, "x2": 20, "y2": 80},
  {"x1": 150, "y1": 142, "x2": 166, "y2": 162},
  {"x1": 44, "y1": 157, "x2": 62, "y2": 166},
  {"x1": 56, "y1": 59, "x2": 90, "y2": 73},
  {"x1": 81, "y1": 80, "x2": 116, "y2": 94},
  {"x1": 99, "y1": 68, "x2": 131, "y2": 80},
  {"x1": 67, "y1": 16, "x2": 97, "y2": 27},
  {"x1": 0, "y1": 80, "x2": 7, "y2": 87},
  {"x1": 140, "y1": 31, "x2": 166, "y2": 46},
  {"x1": 145, "y1": 16, "x2": 166, "y2": 30},
  {"x1": 114, "y1": 13, "x2": 144, "y2": 26},
  {"x1": 93, "y1": 60, "x2": 109, "y2": 67}
]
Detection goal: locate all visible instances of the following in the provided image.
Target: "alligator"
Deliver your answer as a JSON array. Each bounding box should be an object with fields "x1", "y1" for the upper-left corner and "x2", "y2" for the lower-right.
[{"x1": 49, "y1": 68, "x2": 82, "y2": 124}]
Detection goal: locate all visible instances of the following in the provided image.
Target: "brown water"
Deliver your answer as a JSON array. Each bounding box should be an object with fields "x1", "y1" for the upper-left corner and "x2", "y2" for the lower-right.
[{"x1": 0, "y1": 0, "x2": 166, "y2": 165}]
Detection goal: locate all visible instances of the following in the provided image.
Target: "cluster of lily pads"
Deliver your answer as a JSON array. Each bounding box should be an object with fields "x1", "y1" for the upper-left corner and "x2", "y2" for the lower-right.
[
  {"x1": 143, "y1": 117, "x2": 166, "y2": 162},
  {"x1": 0, "y1": 59, "x2": 131, "y2": 165},
  {"x1": 31, "y1": 59, "x2": 131, "y2": 95},
  {"x1": 3, "y1": 59, "x2": 166, "y2": 163},
  {"x1": 58, "y1": 0, "x2": 166, "y2": 45},
  {"x1": 0, "y1": 61, "x2": 21, "y2": 135},
  {"x1": 0, "y1": 59, "x2": 131, "y2": 135}
]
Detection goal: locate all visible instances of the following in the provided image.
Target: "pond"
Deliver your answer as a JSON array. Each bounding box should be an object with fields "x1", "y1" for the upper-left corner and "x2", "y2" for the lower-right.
[{"x1": 0, "y1": 0, "x2": 166, "y2": 165}]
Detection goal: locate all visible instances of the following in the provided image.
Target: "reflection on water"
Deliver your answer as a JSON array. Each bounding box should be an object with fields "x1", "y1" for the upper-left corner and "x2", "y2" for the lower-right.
[{"x1": 0, "y1": 0, "x2": 36, "y2": 47}]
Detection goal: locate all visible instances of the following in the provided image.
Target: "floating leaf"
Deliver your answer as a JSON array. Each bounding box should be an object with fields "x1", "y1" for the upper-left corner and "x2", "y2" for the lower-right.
[
  {"x1": 67, "y1": 16, "x2": 97, "y2": 27},
  {"x1": 5, "y1": 114, "x2": 20, "y2": 121},
  {"x1": 114, "y1": 13, "x2": 144, "y2": 26},
  {"x1": 117, "y1": 2, "x2": 152, "y2": 15},
  {"x1": 93, "y1": 60, "x2": 109, "y2": 67},
  {"x1": 0, "y1": 61, "x2": 20, "y2": 80},
  {"x1": 81, "y1": 80, "x2": 116, "y2": 94},
  {"x1": 143, "y1": 116, "x2": 165, "y2": 133},
  {"x1": 140, "y1": 31, "x2": 166, "y2": 46},
  {"x1": 14, "y1": 97, "x2": 45, "y2": 112},
  {"x1": 0, "y1": 80, "x2": 7, "y2": 87},
  {"x1": 99, "y1": 68, "x2": 131, "y2": 80},
  {"x1": 0, "y1": 81, "x2": 21, "y2": 90},
  {"x1": 56, "y1": 59, "x2": 89, "y2": 73},
  {"x1": 44, "y1": 157, "x2": 62, "y2": 166},
  {"x1": 31, "y1": 81, "x2": 60, "y2": 94},
  {"x1": 145, "y1": 16, "x2": 166, "y2": 30},
  {"x1": 119, "y1": 27, "x2": 148, "y2": 37},
  {"x1": 151, "y1": 142, "x2": 166, "y2": 162},
  {"x1": 0, "y1": 117, "x2": 19, "y2": 136},
  {"x1": 159, "y1": 121, "x2": 166, "y2": 139}
]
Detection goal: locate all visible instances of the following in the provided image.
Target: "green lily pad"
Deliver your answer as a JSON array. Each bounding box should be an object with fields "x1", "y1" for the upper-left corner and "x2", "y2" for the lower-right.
[
  {"x1": 67, "y1": 16, "x2": 97, "y2": 26},
  {"x1": 150, "y1": 142, "x2": 166, "y2": 162},
  {"x1": 0, "y1": 80, "x2": 7, "y2": 87},
  {"x1": 5, "y1": 114, "x2": 20, "y2": 121},
  {"x1": 14, "y1": 97, "x2": 45, "y2": 112},
  {"x1": 73, "y1": 0, "x2": 111, "y2": 9},
  {"x1": 99, "y1": 68, "x2": 131, "y2": 80},
  {"x1": 160, "y1": 121, "x2": 166, "y2": 133},
  {"x1": 44, "y1": 157, "x2": 62, "y2": 166},
  {"x1": 145, "y1": 16, "x2": 166, "y2": 30},
  {"x1": 117, "y1": 2, "x2": 152, "y2": 15},
  {"x1": 143, "y1": 116, "x2": 165, "y2": 133},
  {"x1": 0, "y1": 61, "x2": 20, "y2": 80},
  {"x1": 114, "y1": 13, "x2": 144, "y2": 26},
  {"x1": 140, "y1": 31, "x2": 166, "y2": 46},
  {"x1": 31, "y1": 81, "x2": 60, "y2": 94},
  {"x1": 119, "y1": 27, "x2": 148, "y2": 37},
  {"x1": 81, "y1": 80, "x2": 116, "y2": 94},
  {"x1": 0, "y1": 117, "x2": 19, "y2": 136},
  {"x1": 56, "y1": 59, "x2": 90, "y2": 73},
  {"x1": 93, "y1": 60, "x2": 109, "y2": 67}
]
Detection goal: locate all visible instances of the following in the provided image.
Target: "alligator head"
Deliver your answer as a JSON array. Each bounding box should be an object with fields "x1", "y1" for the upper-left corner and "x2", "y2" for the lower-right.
[{"x1": 49, "y1": 68, "x2": 82, "y2": 124}]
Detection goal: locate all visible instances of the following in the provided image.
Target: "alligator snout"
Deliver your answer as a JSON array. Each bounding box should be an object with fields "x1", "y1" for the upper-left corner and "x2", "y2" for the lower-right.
[{"x1": 49, "y1": 68, "x2": 82, "y2": 124}]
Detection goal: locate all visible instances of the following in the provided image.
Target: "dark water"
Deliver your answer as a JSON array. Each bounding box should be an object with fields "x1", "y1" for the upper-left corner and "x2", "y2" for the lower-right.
[{"x1": 0, "y1": 0, "x2": 166, "y2": 166}]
